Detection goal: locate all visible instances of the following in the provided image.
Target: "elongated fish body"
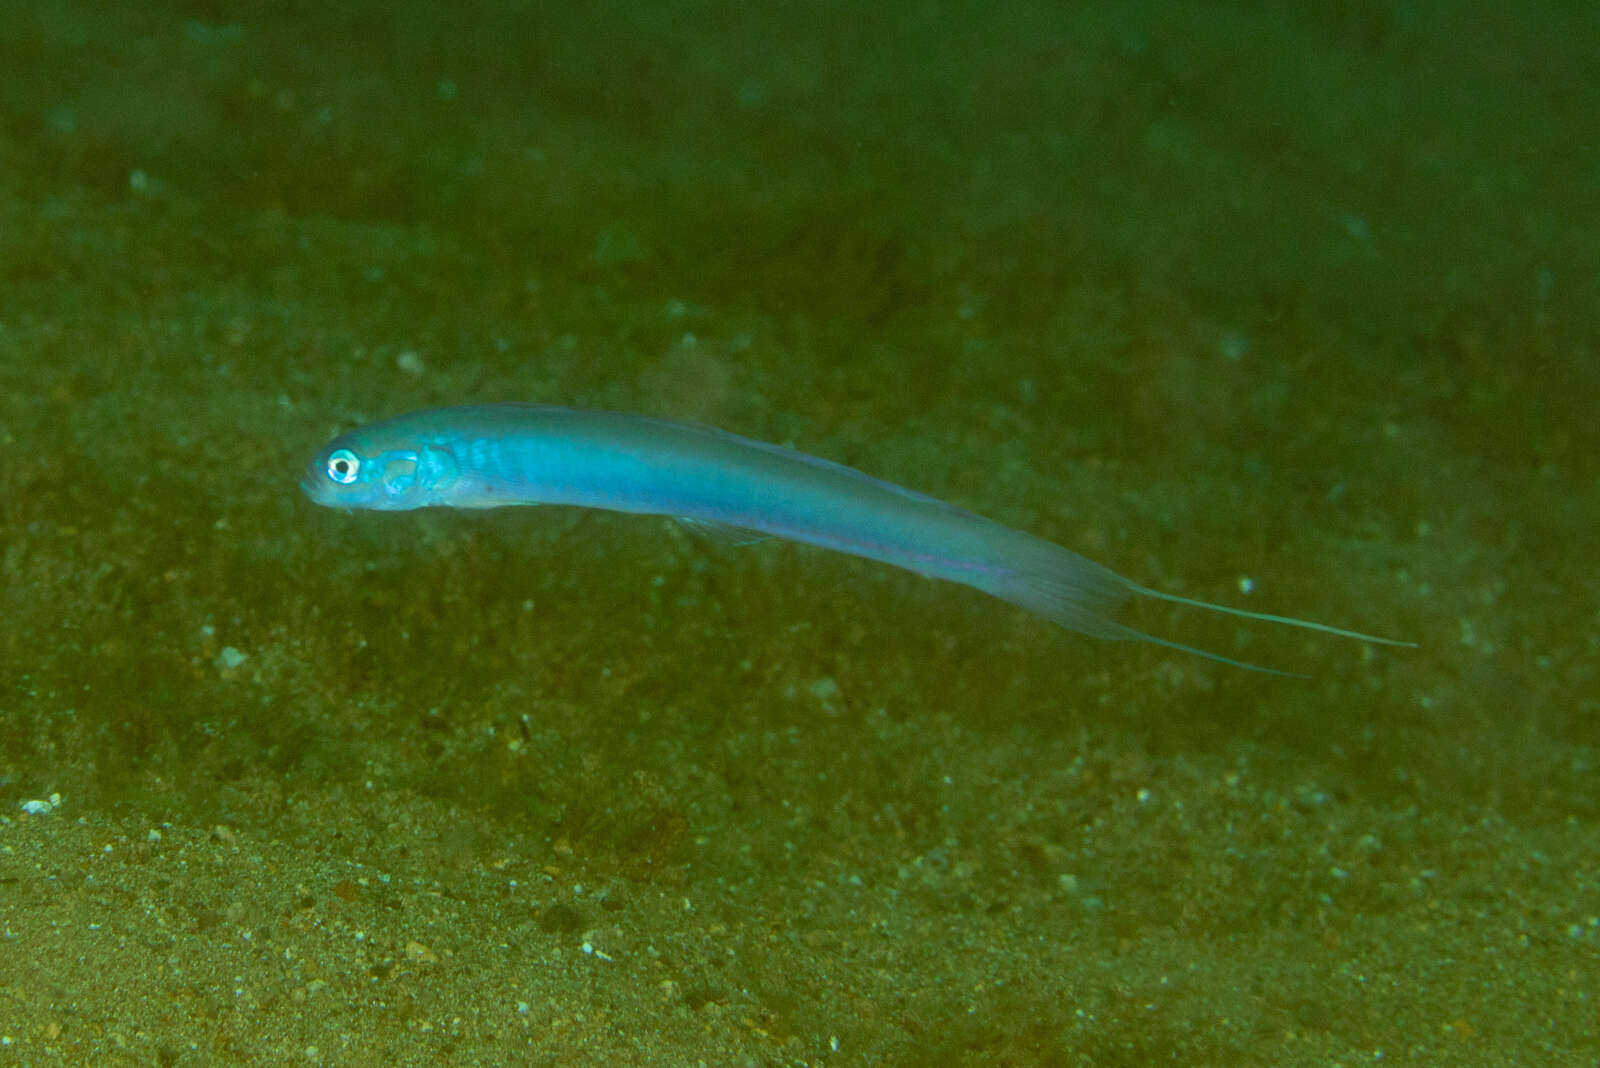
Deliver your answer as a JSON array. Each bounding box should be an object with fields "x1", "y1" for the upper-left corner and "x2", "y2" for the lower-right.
[{"x1": 302, "y1": 404, "x2": 1408, "y2": 672}]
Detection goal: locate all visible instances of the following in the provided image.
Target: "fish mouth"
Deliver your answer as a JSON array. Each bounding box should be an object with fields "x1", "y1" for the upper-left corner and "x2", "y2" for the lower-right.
[{"x1": 300, "y1": 470, "x2": 335, "y2": 504}]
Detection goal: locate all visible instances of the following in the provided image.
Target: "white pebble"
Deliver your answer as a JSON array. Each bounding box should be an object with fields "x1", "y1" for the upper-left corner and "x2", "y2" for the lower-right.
[{"x1": 19, "y1": 792, "x2": 61, "y2": 815}]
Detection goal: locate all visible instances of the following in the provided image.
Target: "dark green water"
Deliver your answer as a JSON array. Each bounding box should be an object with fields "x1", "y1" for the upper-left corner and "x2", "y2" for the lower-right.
[{"x1": 1, "y1": 2, "x2": 1595, "y2": 1063}]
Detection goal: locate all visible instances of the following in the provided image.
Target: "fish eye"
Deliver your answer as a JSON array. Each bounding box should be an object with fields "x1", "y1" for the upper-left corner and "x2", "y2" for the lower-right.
[{"x1": 325, "y1": 448, "x2": 361, "y2": 485}]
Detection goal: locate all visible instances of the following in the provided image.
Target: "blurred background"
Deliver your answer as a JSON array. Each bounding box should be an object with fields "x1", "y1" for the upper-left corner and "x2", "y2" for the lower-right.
[{"x1": 0, "y1": 2, "x2": 1594, "y2": 1062}]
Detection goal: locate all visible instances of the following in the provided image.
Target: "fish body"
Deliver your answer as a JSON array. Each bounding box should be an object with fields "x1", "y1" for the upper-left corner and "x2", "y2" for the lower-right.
[{"x1": 303, "y1": 404, "x2": 1408, "y2": 672}]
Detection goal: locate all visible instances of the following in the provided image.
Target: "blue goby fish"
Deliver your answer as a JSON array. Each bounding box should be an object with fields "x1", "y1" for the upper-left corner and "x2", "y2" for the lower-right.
[{"x1": 302, "y1": 404, "x2": 1411, "y2": 674}]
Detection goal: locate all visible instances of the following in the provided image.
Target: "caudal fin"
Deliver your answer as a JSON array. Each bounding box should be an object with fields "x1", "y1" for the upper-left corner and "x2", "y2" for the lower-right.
[{"x1": 984, "y1": 534, "x2": 1412, "y2": 676}]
